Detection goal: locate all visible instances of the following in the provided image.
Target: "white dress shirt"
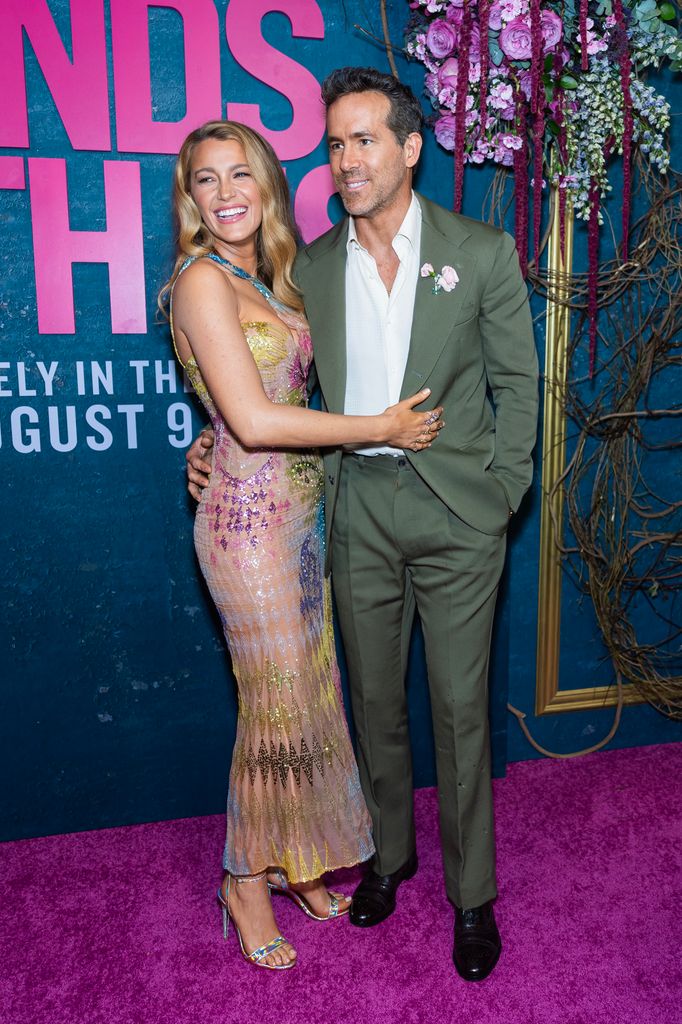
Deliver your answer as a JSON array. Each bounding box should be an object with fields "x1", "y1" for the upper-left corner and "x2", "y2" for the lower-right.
[{"x1": 344, "y1": 192, "x2": 422, "y2": 456}]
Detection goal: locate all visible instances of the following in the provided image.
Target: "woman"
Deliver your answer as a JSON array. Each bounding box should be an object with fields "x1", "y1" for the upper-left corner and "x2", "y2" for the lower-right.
[{"x1": 161, "y1": 120, "x2": 442, "y2": 970}]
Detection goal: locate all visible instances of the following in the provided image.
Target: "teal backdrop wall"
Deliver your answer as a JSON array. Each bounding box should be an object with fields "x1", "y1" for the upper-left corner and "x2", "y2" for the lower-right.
[{"x1": 1, "y1": 0, "x2": 680, "y2": 842}]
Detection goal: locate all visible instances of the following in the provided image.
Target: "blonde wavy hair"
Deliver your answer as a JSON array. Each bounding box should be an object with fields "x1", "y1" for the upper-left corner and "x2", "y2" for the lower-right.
[{"x1": 159, "y1": 120, "x2": 303, "y2": 313}]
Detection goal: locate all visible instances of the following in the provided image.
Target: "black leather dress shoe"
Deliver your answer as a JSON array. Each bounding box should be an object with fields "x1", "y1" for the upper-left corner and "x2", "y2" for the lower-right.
[
  {"x1": 349, "y1": 851, "x2": 418, "y2": 928},
  {"x1": 452, "y1": 901, "x2": 501, "y2": 982}
]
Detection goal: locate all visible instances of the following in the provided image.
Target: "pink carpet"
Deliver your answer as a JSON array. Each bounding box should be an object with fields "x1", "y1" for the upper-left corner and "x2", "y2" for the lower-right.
[{"x1": 1, "y1": 743, "x2": 680, "y2": 1024}]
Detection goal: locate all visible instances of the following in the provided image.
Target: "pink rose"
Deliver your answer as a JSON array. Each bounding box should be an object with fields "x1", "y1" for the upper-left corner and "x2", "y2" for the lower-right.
[
  {"x1": 499, "y1": 16, "x2": 532, "y2": 60},
  {"x1": 437, "y1": 265, "x2": 459, "y2": 292},
  {"x1": 420, "y1": 263, "x2": 435, "y2": 277},
  {"x1": 445, "y1": 5, "x2": 464, "y2": 26},
  {"x1": 438, "y1": 57, "x2": 459, "y2": 90},
  {"x1": 488, "y1": 2, "x2": 504, "y2": 31},
  {"x1": 426, "y1": 19, "x2": 457, "y2": 59},
  {"x1": 434, "y1": 114, "x2": 457, "y2": 151},
  {"x1": 540, "y1": 9, "x2": 563, "y2": 52}
]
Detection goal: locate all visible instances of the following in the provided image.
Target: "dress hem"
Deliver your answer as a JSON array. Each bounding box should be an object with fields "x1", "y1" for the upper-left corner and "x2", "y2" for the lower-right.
[{"x1": 222, "y1": 848, "x2": 375, "y2": 885}]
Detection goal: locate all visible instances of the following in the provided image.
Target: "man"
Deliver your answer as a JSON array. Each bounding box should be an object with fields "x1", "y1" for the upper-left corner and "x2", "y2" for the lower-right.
[{"x1": 187, "y1": 67, "x2": 538, "y2": 981}]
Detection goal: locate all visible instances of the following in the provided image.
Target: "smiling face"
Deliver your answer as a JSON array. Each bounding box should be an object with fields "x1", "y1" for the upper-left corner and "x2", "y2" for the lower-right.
[
  {"x1": 189, "y1": 138, "x2": 263, "y2": 258},
  {"x1": 326, "y1": 91, "x2": 421, "y2": 221}
]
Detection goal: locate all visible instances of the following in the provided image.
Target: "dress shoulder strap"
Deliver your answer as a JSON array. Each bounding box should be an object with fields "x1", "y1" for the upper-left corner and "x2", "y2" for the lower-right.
[
  {"x1": 204, "y1": 252, "x2": 295, "y2": 317},
  {"x1": 168, "y1": 256, "x2": 199, "y2": 368}
]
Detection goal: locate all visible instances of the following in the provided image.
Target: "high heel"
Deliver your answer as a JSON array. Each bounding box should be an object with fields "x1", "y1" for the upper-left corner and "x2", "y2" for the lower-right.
[
  {"x1": 217, "y1": 872, "x2": 296, "y2": 970},
  {"x1": 268, "y1": 870, "x2": 350, "y2": 921}
]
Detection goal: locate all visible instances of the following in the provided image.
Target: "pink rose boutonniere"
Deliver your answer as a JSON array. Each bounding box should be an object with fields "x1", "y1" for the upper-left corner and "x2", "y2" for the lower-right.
[{"x1": 421, "y1": 262, "x2": 460, "y2": 295}]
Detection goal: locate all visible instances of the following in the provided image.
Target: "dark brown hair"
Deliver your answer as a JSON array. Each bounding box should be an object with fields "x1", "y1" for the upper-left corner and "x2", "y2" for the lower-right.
[{"x1": 321, "y1": 67, "x2": 424, "y2": 146}]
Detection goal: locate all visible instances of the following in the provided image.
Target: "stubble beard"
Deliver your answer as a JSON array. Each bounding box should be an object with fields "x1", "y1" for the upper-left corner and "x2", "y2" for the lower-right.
[{"x1": 336, "y1": 165, "x2": 409, "y2": 222}]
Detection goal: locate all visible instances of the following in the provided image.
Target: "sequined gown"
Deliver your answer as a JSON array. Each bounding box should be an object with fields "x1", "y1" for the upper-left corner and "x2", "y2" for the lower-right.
[{"x1": 172, "y1": 254, "x2": 374, "y2": 882}]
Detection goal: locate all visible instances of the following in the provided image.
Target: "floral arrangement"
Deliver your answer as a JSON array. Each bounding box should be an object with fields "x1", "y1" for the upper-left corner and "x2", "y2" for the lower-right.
[{"x1": 405, "y1": 0, "x2": 681, "y2": 366}]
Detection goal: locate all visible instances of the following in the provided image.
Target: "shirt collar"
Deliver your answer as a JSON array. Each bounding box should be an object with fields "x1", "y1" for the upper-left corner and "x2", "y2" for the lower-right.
[{"x1": 347, "y1": 192, "x2": 421, "y2": 253}]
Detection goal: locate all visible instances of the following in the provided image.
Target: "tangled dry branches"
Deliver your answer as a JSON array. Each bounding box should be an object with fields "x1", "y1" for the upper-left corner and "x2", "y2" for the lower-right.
[{"x1": 513, "y1": 158, "x2": 682, "y2": 718}]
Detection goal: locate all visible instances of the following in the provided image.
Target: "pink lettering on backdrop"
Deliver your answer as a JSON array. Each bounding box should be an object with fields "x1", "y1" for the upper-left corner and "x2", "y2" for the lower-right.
[
  {"x1": 0, "y1": 0, "x2": 110, "y2": 150},
  {"x1": 0, "y1": 157, "x2": 26, "y2": 189},
  {"x1": 226, "y1": 0, "x2": 325, "y2": 161},
  {"x1": 29, "y1": 158, "x2": 146, "y2": 334},
  {"x1": 111, "y1": 0, "x2": 221, "y2": 154},
  {"x1": 294, "y1": 163, "x2": 336, "y2": 243}
]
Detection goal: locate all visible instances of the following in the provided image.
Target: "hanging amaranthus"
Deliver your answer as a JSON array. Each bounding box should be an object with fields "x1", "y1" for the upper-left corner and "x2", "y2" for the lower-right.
[
  {"x1": 453, "y1": 2, "x2": 472, "y2": 213},
  {"x1": 587, "y1": 177, "x2": 600, "y2": 376},
  {"x1": 478, "y1": 0, "x2": 490, "y2": 129},
  {"x1": 613, "y1": 0, "x2": 634, "y2": 260},
  {"x1": 514, "y1": 87, "x2": 530, "y2": 278},
  {"x1": 580, "y1": 0, "x2": 589, "y2": 71}
]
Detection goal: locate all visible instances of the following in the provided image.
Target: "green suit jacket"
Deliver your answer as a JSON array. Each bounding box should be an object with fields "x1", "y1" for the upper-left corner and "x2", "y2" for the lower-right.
[{"x1": 295, "y1": 193, "x2": 539, "y2": 570}]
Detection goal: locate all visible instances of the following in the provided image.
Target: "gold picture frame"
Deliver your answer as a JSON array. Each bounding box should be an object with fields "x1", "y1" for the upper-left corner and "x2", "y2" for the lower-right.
[{"x1": 535, "y1": 190, "x2": 643, "y2": 715}]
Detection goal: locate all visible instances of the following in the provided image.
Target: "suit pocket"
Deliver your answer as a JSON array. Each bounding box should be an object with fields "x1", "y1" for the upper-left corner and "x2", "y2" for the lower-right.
[
  {"x1": 449, "y1": 427, "x2": 495, "y2": 454},
  {"x1": 451, "y1": 304, "x2": 477, "y2": 328},
  {"x1": 486, "y1": 469, "x2": 511, "y2": 510}
]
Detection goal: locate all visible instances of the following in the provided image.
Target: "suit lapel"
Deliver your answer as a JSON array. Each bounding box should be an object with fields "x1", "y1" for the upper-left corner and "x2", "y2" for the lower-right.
[
  {"x1": 400, "y1": 196, "x2": 477, "y2": 400},
  {"x1": 297, "y1": 224, "x2": 348, "y2": 413}
]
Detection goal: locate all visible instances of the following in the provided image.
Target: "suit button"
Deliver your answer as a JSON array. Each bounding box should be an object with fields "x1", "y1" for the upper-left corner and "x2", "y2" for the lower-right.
[{"x1": 397, "y1": 458, "x2": 407, "y2": 468}]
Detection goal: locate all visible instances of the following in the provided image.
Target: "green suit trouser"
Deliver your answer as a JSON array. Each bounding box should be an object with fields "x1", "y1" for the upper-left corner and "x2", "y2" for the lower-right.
[{"x1": 330, "y1": 453, "x2": 506, "y2": 910}]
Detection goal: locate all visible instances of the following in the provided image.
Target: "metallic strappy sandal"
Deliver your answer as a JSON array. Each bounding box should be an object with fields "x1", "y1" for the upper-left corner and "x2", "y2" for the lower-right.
[
  {"x1": 217, "y1": 872, "x2": 297, "y2": 970},
  {"x1": 268, "y1": 869, "x2": 351, "y2": 921}
]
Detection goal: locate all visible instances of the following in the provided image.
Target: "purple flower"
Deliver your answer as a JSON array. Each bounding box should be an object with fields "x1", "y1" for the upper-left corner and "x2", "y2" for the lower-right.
[
  {"x1": 495, "y1": 146, "x2": 516, "y2": 167},
  {"x1": 438, "y1": 85, "x2": 458, "y2": 111},
  {"x1": 517, "y1": 68, "x2": 533, "y2": 101},
  {"x1": 446, "y1": 5, "x2": 464, "y2": 26},
  {"x1": 547, "y1": 96, "x2": 563, "y2": 120},
  {"x1": 499, "y1": 0, "x2": 530, "y2": 18},
  {"x1": 434, "y1": 113, "x2": 457, "y2": 151},
  {"x1": 468, "y1": 24, "x2": 482, "y2": 62},
  {"x1": 425, "y1": 71, "x2": 440, "y2": 96},
  {"x1": 490, "y1": 81, "x2": 514, "y2": 110},
  {"x1": 438, "y1": 57, "x2": 459, "y2": 90},
  {"x1": 584, "y1": 18, "x2": 608, "y2": 55},
  {"x1": 488, "y1": 2, "x2": 504, "y2": 31},
  {"x1": 540, "y1": 10, "x2": 563, "y2": 53},
  {"x1": 426, "y1": 19, "x2": 457, "y2": 59},
  {"x1": 499, "y1": 16, "x2": 532, "y2": 60}
]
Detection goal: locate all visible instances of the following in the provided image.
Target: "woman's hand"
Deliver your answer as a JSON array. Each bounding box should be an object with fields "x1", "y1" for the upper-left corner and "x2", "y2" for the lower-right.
[
  {"x1": 381, "y1": 389, "x2": 444, "y2": 451},
  {"x1": 186, "y1": 428, "x2": 215, "y2": 500}
]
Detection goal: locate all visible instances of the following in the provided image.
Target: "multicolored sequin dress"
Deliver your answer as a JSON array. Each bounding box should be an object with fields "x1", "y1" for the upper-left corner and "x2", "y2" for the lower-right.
[{"x1": 171, "y1": 254, "x2": 374, "y2": 882}]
